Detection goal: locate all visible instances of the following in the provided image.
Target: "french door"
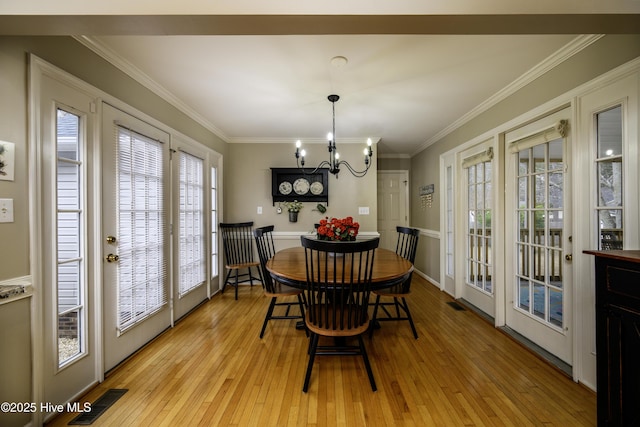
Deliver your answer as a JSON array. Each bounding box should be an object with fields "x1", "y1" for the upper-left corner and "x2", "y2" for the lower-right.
[
  {"x1": 575, "y1": 73, "x2": 639, "y2": 388},
  {"x1": 39, "y1": 73, "x2": 99, "y2": 413},
  {"x1": 505, "y1": 108, "x2": 573, "y2": 364},
  {"x1": 457, "y1": 140, "x2": 495, "y2": 316},
  {"x1": 101, "y1": 104, "x2": 172, "y2": 371}
]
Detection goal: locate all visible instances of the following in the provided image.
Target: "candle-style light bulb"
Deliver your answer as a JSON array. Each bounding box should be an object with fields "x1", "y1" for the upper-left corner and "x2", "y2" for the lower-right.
[
  {"x1": 300, "y1": 149, "x2": 306, "y2": 157},
  {"x1": 327, "y1": 132, "x2": 333, "y2": 141},
  {"x1": 364, "y1": 148, "x2": 369, "y2": 156},
  {"x1": 335, "y1": 152, "x2": 340, "y2": 160},
  {"x1": 367, "y1": 138, "x2": 372, "y2": 147},
  {"x1": 296, "y1": 140, "x2": 302, "y2": 148}
]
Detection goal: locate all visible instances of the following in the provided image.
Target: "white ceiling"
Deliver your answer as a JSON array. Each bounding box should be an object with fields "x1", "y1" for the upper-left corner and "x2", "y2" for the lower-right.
[
  {"x1": 86, "y1": 34, "x2": 578, "y2": 156},
  {"x1": 2, "y1": 2, "x2": 639, "y2": 156}
]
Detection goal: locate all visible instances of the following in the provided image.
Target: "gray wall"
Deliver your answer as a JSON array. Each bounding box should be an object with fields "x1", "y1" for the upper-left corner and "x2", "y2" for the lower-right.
[
  {"x1": 410, "y1": 34, "x2": 640, "y2": 279},
  {"x1": 226, "y1": 142, "x2": 378, "y2": 231},
  {"x1": 378, "y1": 156, "x2": 411, "y2": 171},
  {"x1": 0, "y1": 36, "x2": 228, "y2": 282}
]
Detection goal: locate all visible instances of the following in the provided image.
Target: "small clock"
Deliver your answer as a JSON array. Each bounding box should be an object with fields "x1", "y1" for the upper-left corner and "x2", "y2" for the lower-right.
[
  {"x1": 278, "y1": 181, "x2": 293, "y2": 195},
  {"x1": 293, "y1": 178, "x2": 310, "y2": 195}
]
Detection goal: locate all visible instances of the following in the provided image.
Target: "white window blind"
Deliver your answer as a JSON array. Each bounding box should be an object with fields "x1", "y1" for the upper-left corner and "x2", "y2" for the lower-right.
[
  {"x1": 462, "y1": 147, "x2": 494, "y2": 169},
  {"x1": 179, "y1": 151, "x2": 205, "y2": 297},
  {"x1": 116, "y1": 126, "x2": 167, "y2": 332},
  {"x1": 507, "y1": 120, "x2": 568, "y2": 154}
]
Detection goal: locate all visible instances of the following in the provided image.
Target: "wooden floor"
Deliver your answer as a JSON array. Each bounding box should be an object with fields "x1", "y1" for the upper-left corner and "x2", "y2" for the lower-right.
[{"x1": 46, "y1": 276, "x2": 596, "y2": 426}]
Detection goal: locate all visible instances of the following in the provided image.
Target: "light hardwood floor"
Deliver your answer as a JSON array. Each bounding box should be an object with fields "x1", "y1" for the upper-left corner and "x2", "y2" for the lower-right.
[{"x1": 46, "y1": 276, "x2": 596, "y2": 426}]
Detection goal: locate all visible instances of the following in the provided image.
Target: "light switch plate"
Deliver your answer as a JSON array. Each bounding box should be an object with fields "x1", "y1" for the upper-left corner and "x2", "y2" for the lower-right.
[
  {"x1": 358, "y1": 206, "x2": 370, "y2": 215},
  {"x1": 0, "y1": 198, "x2": 14, "y2": 223}
]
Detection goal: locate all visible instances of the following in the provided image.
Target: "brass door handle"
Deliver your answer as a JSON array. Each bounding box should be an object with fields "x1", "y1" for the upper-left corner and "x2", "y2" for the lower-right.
[
  {"x1": 106, "y1": 235, "x2": 117, "y2": 244},
  {"x1": 565, "y1": 253, "x2": 573, "y2": 261},
  {"x1": 106, "y1": 253, "x2": 119, "y2": 263}
]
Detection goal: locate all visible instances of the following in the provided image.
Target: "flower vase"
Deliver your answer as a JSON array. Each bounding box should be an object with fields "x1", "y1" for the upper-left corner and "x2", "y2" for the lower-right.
[{"x1": 289, "y1": 211, "x2": 298, "y2": 222}]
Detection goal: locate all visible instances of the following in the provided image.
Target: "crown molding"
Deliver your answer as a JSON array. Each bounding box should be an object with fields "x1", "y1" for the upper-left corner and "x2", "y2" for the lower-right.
[
  {"x1": 228, "y1": 136, "x2": 380, "y2": 144},
  {"x1": 411, "y1": 34, "x2": 604, "y2": 157},
  {"x1": 378, "y1": 153, "x2": 411, "y2": 159},
  {"x1": 74, "y1": 35, "x2": 231, "y2": 143}
]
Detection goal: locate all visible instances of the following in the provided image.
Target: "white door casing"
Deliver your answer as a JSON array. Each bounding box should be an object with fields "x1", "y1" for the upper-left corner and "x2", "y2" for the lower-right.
[{"x1": 38, "y1": 72, "x2": 99, "y2": 419}]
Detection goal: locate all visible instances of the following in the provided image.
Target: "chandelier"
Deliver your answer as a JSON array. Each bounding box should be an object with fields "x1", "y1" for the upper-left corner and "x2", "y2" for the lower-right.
[{"x1": 294, "y1": 94, "x2": 373, "y2": 178}]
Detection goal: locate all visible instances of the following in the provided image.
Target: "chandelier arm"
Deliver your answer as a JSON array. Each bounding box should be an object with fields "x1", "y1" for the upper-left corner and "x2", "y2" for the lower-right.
[
  {"x1": 296, "y1": 158, "x2": 331, "y2": 175},
  {"x1": 339, "y1": 160, "x2": 371, "y2": 178},
  {"x1": 293, "y1": 93, "x2": 372, "y2": 178}
]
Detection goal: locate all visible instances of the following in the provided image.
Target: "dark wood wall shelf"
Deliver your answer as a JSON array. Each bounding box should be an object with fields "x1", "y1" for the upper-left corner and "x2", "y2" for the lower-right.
[{"x1": 271, "y1": 168, "x2": 329, "y2": 205}]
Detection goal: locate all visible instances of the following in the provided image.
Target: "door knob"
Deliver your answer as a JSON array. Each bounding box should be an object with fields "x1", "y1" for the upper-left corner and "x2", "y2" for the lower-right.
[
  {"x1": 106, "y1": 253, "x2": 119, "y2": 263},
  {"x1": 565, "y1": 253, "x2": 573, "y2": 261},
  {"x1": 106, "y1": 235, "x2": 117, "y2": 244}
]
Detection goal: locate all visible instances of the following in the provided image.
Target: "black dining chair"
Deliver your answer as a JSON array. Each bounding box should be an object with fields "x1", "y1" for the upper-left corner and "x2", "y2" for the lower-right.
[
  {"x1": 254, "y1": 225, "x2": 306, "y2": 339},
  {"x1": 370, "y1": 226, "x2": 419, "y2": 339},
  {"x1": 301, "y1": 236, "x2": 379, "y2": 392},
  {"x1": 220, "y1": 221, "x2": 263, "y2": 300}
]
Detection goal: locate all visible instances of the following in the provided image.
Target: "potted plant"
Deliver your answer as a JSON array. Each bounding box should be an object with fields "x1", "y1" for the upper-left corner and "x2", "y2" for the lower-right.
[{"x1": 283, "y1": 200, "x2": 303, "y2": 222}]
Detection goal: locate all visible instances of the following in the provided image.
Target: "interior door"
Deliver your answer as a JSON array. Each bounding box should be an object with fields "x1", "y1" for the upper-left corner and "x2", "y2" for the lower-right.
[
  {"x1": 101, "y1": 104, "x2": 172, "y2": 371},
  {"x1": 504, "y1": 108, "x2": 573, "y2": 364},
  {"x1": 377, "y1": 171, "x2": 408, "y2": 251},
  {"x1": 39, "y1": 74, "x2": 99, "y2": 411}
]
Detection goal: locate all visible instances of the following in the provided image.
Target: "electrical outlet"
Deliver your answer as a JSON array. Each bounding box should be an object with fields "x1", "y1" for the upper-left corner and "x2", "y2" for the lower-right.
[
  {"x1": 0, "y1": 198, "x2": 14, "y2": 223},
  {"x1": 257, "y1": 206, "x2": 263, "y2": 215},
  {"x1": 358, "y1": 206, "x2": 370, "y2": 215}
]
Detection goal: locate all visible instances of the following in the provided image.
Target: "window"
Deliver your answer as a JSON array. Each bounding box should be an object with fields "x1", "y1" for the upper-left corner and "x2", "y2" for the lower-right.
[
  {"x1": 56, "y1": 108, "x2": 86, "y2": 366},
  {"x1": 178, "y1": 151, "x2": 205, "y2": 297},
  {"x1": 514, "y1": 138, "x2": 564, "y2": 328},
  {"x1": 211, "y1": 166, "x2": 218, "y2": 278},
  {"x1": 116, "y1": 126, "x2": 167, "y2": 331},
  {"x1": 466, "y1": 159, "x2": 493, "y2": 294},
  {"x1": 446, "y1": 165, "x2": 454, "y2": 277},
  {"x1": 596, "y1": 105, "x2": 623, "y2": 250}
]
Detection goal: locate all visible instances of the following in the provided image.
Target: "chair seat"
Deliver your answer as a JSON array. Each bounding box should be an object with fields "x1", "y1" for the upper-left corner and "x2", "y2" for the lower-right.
[
  {"x1": 305, "y1": 305, "x2": 370, "y2": 337},
  {"x1": 372, "y1": 284, "x2": 410, "y2": 298},
  {"x1": 226, "y1": 261, "x2": 260, "y2": 270},
  {"x1": 264, "y1": 282, "x2": 303, "y2": 298}
]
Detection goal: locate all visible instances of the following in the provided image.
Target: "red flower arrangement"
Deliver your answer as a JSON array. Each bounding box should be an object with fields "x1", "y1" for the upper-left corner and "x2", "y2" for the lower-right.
[{"x1": 316, "y1": 216, "x2": 360, "y2": 241}]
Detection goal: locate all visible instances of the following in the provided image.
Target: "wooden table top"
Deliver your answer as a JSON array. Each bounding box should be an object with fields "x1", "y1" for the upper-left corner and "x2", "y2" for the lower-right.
[{"x1": 266, "y1": 246, "x2": 414, "y2": 290}]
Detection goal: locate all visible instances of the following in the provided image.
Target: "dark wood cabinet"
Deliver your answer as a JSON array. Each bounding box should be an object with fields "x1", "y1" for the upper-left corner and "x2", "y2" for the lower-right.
[{"x1": 584, "y1": 250, "x2": 640, "y2": 427}]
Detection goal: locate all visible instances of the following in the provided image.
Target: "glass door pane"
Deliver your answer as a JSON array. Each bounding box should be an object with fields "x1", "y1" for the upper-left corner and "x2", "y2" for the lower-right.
[
  {"x1": 514, "y1": 139, "x2": 564, "y2": 328},
  {"x1": 466, "y1": 160, "x2": 493, "y2": 294},
  {"x1": 178, "y1": 151, "x2": 205, "y2": 297},
  {"x1": 56, "y1": 108, "x2": 85, "y2": 367},
  {"x1": 596, "y1": 105, "x2": 623, "y2": 250},
  {"x1": 116, "y1": 127, "x2": 167, "y2": 331}
]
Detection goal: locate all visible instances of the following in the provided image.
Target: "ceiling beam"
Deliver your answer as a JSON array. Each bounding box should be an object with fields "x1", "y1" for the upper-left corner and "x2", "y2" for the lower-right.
[{"x1": 1, "y1": 14, "x2": 639, "y2": 35}]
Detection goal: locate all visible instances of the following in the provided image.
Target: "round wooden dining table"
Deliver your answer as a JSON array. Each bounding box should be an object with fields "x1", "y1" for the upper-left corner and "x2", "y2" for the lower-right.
[{"x1": 266, "y1": 245, "x2": 414, "y2": 290}]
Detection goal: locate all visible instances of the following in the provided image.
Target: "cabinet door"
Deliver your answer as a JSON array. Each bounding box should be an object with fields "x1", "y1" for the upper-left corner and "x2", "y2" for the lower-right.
[{"x1": 605, "y1": 306, "x2": 640, "y2": 426}]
